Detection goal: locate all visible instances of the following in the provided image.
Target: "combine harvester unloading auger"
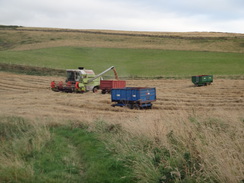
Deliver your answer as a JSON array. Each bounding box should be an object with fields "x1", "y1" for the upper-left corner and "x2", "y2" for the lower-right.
[{"x1": 50, "y1": 66, "x2": 118, "y2": 93}]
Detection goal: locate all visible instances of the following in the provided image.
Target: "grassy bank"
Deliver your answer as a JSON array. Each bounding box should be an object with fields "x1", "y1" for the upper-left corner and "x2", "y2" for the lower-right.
[{"x1": 1, "y1": 115, "x2": 243, "y2": 183}]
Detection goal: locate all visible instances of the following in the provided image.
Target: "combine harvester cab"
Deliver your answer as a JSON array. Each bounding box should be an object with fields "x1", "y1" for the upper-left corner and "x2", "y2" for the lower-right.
[
  {"x1": 66, "y1": 68, "x2": 100, "y2": 92},
  {"x1": 192, "y1": 75, "x2": 213, "y2": 86},
  {"x1": 50, "y1": 66, "x2": 116, "y2": 93}
]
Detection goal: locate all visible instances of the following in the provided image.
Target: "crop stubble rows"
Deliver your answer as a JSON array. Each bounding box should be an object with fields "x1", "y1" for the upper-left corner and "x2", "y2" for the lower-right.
[{"x1": 0, "y1": 72, "x2": 243, "y2": 121}]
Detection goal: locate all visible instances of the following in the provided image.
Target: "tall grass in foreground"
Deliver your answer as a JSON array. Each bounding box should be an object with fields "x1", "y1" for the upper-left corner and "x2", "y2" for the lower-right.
[
  {"x1": 0, "y1": 113, "x2": 243, "y2": 183},
  {"x1": 0, "y1": 116, "x2": 51, "y2": 182},
  {"x1": 87, "y1": 111, "x2": 244, "y2": 183},
  {"x1": 0, "y1": 116, "x2": 134, "y2": 183}
]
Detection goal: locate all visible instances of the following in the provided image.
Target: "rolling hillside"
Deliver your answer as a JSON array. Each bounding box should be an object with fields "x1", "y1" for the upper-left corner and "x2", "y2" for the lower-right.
[
  {"x1": 1, "y1": 26, "x2": 244, "y2": 52},
  {"x1": 0, "y1": 26, "x2": 244, "y2": 77}
]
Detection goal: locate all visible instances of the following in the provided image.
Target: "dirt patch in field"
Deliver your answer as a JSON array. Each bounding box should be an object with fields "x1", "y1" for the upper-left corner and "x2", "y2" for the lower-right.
[{"x1": 0, "y1": 72, "x2": 243, "y2": 122}]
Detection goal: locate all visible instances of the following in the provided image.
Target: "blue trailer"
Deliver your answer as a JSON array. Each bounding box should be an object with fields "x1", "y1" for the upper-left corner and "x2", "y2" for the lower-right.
[{"x1": 111, "y1": 87, "x2": 156, "y2": 109}]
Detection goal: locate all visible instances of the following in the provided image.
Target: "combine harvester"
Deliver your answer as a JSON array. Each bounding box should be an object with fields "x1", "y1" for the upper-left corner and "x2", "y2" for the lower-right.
[{"x1": 50, "y1": 66, "x2": 122, "y2": 93}]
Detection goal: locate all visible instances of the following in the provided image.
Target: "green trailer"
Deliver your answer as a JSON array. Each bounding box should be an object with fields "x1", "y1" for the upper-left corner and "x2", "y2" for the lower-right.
[{"x1": 192, "y1": 75, "x2": 213, "y2": 86}]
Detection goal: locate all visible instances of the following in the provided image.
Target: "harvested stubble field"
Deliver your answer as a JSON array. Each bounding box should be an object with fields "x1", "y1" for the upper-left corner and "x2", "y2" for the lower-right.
[{"x1": 0, "y1": 72, "x2": 243, "y2": 119}]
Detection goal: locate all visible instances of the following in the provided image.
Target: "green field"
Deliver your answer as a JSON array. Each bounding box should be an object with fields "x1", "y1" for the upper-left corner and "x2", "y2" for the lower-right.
[{"x1": 1, "y1": 47, "x2": 243, "y2": 77}]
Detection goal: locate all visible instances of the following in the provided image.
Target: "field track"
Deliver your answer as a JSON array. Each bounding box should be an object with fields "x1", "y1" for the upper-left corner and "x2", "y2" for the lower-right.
[{"x1": 0, "y1": 72, "x2": 243, "y2": 121}]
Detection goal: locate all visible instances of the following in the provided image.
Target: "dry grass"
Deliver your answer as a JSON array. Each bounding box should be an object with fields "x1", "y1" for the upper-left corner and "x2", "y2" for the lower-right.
[
  {"x1": 82, "y1": 109, "x2": 243, "y2": 182},
  {"x1": 1, "y1": 27, "x2": 244, "y2": 53},
  {"x1": 118, "y1": 111, "x2": 243, "y2": 182}
]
